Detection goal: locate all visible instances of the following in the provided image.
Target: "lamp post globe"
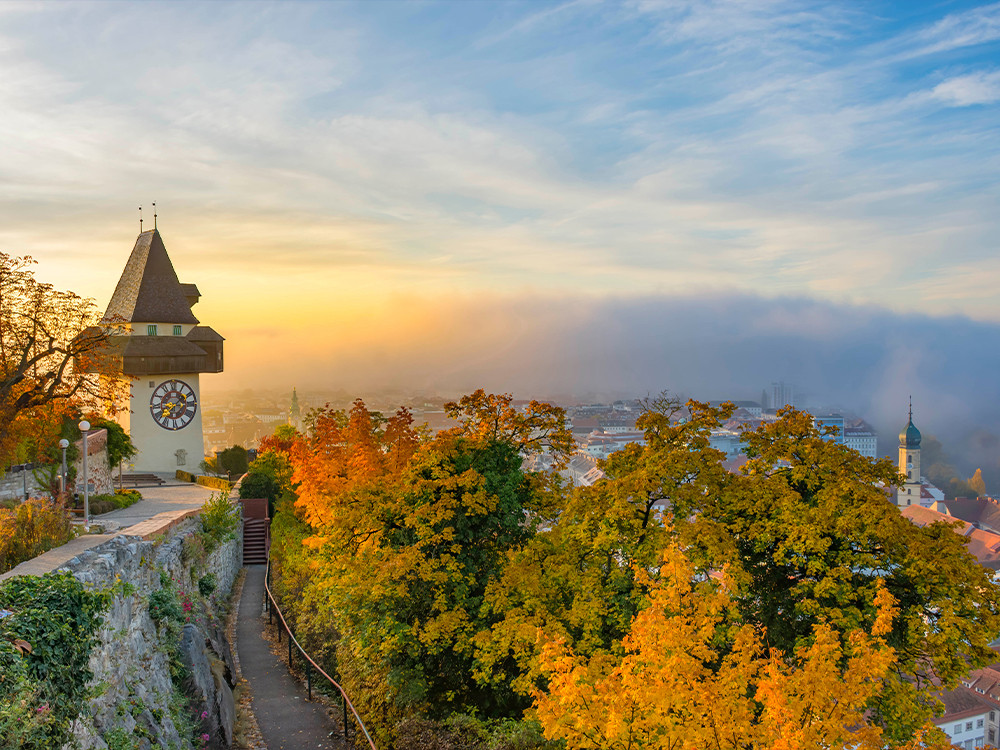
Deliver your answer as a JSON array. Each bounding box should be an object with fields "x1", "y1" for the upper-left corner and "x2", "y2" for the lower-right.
[{"x1": 79, "y1": 421, "x2": 91, "y2": 528}]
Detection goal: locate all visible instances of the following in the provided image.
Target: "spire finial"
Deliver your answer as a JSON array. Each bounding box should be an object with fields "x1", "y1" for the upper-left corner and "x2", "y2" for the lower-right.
[
  {"x1": 909, "y1": 395, "x2": 912, "y2": 422},
  {"x1": 139, "y1": 205, "x2": 143, "y2": 232},
  {"x1": 153, "y1": 202, "x2": 157, "y2": 230}
]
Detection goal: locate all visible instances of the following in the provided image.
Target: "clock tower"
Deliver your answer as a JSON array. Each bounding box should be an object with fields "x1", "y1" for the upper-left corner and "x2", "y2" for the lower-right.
[{"x1": 97, "y1": 229, "x2": 224, "y2": 473}]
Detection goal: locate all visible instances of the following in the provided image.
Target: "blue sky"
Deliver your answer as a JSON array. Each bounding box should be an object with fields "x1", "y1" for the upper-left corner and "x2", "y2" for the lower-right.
[{"x1": 0, "y1": 1, "x2": 999, "y2": 403}]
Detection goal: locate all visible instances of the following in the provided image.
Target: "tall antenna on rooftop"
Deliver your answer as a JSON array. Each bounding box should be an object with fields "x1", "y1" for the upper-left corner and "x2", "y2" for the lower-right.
[
  {"x1": 139, "y1": 205, "x2": 143, "y2": 232},
  {"x1": 153, "y1": 202, "x2": 157, "y2": 230}
]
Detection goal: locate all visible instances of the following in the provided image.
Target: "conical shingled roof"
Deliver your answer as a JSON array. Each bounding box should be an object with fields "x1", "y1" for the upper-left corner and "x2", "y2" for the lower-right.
[{"x1": 104, "y1": 230, "x2": 199, "y2": 325}]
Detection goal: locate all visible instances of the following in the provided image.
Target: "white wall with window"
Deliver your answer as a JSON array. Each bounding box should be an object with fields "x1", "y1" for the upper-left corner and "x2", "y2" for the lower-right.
[{"x1": 933, "y1": 689, "x2": 997, "y2": 749}]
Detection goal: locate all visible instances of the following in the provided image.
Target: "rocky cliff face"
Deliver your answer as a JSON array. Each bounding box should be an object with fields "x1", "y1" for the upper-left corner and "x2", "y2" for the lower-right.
[{"x1": 57, "y1": 519, "x2": 242, "y2": 749}]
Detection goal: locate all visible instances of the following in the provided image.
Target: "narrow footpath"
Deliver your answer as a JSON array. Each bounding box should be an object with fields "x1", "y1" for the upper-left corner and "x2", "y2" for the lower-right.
[{"x1": 237, "y1": 565, "x2": 344, "y2": 749}]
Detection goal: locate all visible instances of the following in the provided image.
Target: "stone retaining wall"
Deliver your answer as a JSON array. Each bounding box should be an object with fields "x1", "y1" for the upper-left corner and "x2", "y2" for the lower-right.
[{"x1": 58, "y1": 514, "x2": 243, "y2": 749}]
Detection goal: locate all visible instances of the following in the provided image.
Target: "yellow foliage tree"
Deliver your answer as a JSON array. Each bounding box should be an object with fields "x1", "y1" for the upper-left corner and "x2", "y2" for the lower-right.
[
  {"x1": 969, "y1": 468, "x2": 987, "y2": 497},
  {"x1": 534, "y1": 544, "x2": 951, "y2": 750}
]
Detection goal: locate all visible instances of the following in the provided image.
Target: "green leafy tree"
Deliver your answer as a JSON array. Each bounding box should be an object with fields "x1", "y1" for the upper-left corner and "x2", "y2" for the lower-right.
[
  {"x1": 478, "y1": 395, "x2": 733, "y2": 697},
  {"x1": 683, "y1": 408, "x2": 1000, "y2": 743},
  {"x1": 216, "y1": 445, "x2": 248, "y2": 480},
  {"x1": 89, "y1": 418, "x2": 136, "y2": 469}
]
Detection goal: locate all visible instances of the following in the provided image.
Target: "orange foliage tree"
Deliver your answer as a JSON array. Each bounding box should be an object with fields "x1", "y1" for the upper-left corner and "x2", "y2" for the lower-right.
[
  {"x1": 0, "y1": 252, "x2": 123, "y2": 466},
  {"x1": 534, "y1": 544, "x2": 951, "y2": 750},
  {"x1": 281, "y1": 394, "x2": 574, "y2": 739}
]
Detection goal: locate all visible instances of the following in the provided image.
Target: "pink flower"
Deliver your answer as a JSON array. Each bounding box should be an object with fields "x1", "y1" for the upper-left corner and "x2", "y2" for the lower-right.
[{"x1": 200, "y1": 710, "x2": 209, "y2": 719}]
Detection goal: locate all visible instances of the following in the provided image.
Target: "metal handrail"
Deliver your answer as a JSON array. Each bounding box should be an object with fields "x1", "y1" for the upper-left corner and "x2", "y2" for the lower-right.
[{"x1": 263, "y1": 556, "x2": 378, "y2": 749}]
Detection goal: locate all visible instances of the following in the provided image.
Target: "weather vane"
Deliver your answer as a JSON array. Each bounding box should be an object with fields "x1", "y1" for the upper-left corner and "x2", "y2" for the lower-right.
[
  {"x1": 139, "y1": 205, "x2": 143, "y2": 232},
  {"x1": 153, "y1": 201, "x2": 157, "y2": 230}
]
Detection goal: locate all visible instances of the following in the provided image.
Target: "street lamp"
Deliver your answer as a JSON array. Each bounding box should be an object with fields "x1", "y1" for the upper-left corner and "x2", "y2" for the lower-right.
[
  {"x1": 59, "y1": 439, "x2": 69, "y2": 496},
  {"x1": 79, "y1": 420, "x2": 90, "y2": 528}
]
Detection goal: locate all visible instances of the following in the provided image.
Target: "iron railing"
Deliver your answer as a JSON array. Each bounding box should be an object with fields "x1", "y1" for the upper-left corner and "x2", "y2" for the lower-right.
[{"x1": 263, "y1": 560, "x2": 377, "y2": 749}]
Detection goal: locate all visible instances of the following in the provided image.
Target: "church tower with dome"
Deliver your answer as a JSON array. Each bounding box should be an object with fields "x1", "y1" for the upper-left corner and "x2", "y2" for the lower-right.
[{"x1": 897, "y1": 401, "x2": 922, "y2": 507}]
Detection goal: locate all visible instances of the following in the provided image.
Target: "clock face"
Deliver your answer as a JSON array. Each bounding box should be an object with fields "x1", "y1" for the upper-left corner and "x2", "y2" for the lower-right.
[{"x1": 149, "y1": 379, "x2": 198, "y2": 430}]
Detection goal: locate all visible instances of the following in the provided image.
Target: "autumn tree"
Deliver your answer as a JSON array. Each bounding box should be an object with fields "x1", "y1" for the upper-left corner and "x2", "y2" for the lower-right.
[
  {"x1": 969, "y1": 467, "x2": 987, "y2": 496},
  {"x1": 682, "y1": 408, "x2": 1000, "y2": 742},
  {"x1": 477, "y1": 396, "x2": 733, "y2": 697},
  {"x1": 444, "y1": 389, "x2": 573, "y2": 517},
  {"x1": 285, "y1": 395, "x2": 572, "y2": 739},
  {"x1": 0, "y1": 253, "x2": 121, "y2": 465},
  {"x1": 444, "y1": 390, "x2": 573, "y2": 465},
  {"x1": 534, "y1": 543, "x2": 951, "y2": 750}
]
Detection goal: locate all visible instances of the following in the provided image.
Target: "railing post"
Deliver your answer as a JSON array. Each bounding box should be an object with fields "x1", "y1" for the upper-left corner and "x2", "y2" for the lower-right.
[
  {"x1": 288, "y1": 628, "x2": 293, "y2": 667},
  {"x1": 306, "y1": 663, "x2": 312, "y2": 701},
  {"x1": 343, "y1": 697, "x2": 350, "y2": 743}
]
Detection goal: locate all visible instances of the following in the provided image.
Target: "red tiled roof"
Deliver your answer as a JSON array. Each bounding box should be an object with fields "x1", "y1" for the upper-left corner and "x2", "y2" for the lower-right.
[{"x1": 934, "y1": 685, "x2": 997, "y2": 724}]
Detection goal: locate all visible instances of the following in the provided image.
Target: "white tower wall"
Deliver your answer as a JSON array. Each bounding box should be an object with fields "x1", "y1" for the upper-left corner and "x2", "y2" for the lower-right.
[{"x1": 128, "y1": 374, "x2": 204, "y2": 473}]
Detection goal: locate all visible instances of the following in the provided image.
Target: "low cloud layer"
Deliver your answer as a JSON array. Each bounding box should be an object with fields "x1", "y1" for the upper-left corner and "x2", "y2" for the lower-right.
[{"x1": 218, "y1": 291, "x2": 1000, "y2": 462}]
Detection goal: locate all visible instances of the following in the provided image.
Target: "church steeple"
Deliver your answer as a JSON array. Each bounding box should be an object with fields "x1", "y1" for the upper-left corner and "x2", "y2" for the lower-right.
[
  {"x1": 897, "y1": 400, "x2": 922, "y2": 507},
  {"x1": 289, "y1": 387, "x2": 301, "y2": 428},
  {"x1": 899, "y1": 397, "x2": 921, "y2": 449}
]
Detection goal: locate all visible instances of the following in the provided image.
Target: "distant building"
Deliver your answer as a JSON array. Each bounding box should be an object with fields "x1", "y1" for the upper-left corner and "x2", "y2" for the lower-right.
[
  {"x1": 844, "y1": 421, "x2": 877, "y2": 458},
  {"x1": 932, "y1": 685, "x2": 998, "y2": 748},
  {"x1": 710, "y1": 400, "x2": 762, "y2": 418},
  {"x1": 897, "y1": 405, "x2": 923, "y2": 507},
  {"x1": 581, "y1": 430, "x2": 645, "y2": 459},
  {"x1": 771, "y1": 381, "x2": 795, "y2": 409},
  {"x1": 814, "y1": 415, "x2": 846, "y2": 444},
  {"x1": 289, "y1": 387, "x2": 301, "y2": 429},
  {"x1": 709, "y1": 430, "x2": 744, "y2": 460},
  {"x1": 902, "y1": 504, "x2": 1000, "y2": 570},
  {"x1": 599, "y1": 415, "x2": 637, "y2": 433}
]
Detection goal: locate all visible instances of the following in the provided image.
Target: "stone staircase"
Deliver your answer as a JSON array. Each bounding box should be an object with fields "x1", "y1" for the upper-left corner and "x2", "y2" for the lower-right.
[
  {"x1": 242, "y1": 518, "x2": 269, "y2": 565},
  {"x1": 120, "y1": 473, "x2": 167, "y2": 487}
]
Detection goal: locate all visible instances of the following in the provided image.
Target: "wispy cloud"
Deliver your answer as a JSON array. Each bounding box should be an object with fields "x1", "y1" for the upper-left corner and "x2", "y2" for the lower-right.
[
  {"x1": 0, "y1": 1, "x2": 998, "y2": 335},
  {"x1": 931, "y1": 69, "x2": 1000, "y2": 105}
]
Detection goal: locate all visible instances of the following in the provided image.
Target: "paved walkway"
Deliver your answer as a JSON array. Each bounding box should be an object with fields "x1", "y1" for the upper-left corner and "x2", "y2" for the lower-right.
[
  {"x1": 0, "y1": 478, "x2": 215, "y2": 581},
  {"x1": 238, "y1": 565, "x2": 343, "y2": 749},
  {"x1": 100, "y1": 475, "x2": 216, "y2": 527}
]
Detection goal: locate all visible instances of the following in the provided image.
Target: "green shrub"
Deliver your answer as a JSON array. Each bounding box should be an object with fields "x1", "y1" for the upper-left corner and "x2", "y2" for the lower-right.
[
  {"x1": 0, "y1": 498, "x2": 74, "y2": 573},
  {"x1": 199, "y1": 491, "x2": 240, "y2": 546},
  {"x1": 198, "y1": 573, "x2": 217, "y2": 597},
  {"x1": 103, "y1": 726, "x2": 139, "y2": 750},
  {"x1": 0, "y1": 667, "x2": 52, "y2": 750},
  {"x1": 239, "y1": 471, "x2": 280, "y2": 501},
  {"x1": 176, "y1": 469, "x2": 195, "y2": 483},
  {"x1": 88, "y1": 498, "x2": 116, "y2": 516},
  {"x1": 113, "y1": 489, "x2": 142, "y2": 507},
  {"x1": 148, "y1": 581, "x2": 183, "y2": 625},
  {"x1": 393, "y1": 715, "x2": 557, "y2": 750},
  {"x1": 0, "y1": 572, "x2": 110, "y2": 748},
  {"x1": 87, "y1": 490, "x2": 142, "y2": 516}
]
